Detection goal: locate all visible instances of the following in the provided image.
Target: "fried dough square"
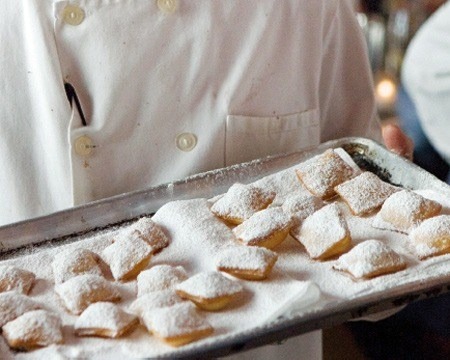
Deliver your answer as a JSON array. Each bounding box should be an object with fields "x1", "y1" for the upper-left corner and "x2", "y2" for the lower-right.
[
  {"x1": 142, "y1": 302, "x2": 213, "y2": 347},
  {"x1": 75, "y1": 302, "x2": 139, "y2": 338},
  {"x1": 54, "y1": 274, "x2": 121, "y2": 315},
  {"x1": 175, "y1": 271, "x2": 243, "y2": 311},
  {"x1": 102, "y1": 234, "x2": 153, "y2": 281},
  {"x1": 233, "y1": 207, "x2": 293, "y2": 249},
  {"x1": 52, "y1": 248, "x2": 103, "y2": 284},
  {"x1": 0, "y1": 292, "x2": 41, "y2": 327},
  {"x1": 137, "y1": 265, "x2": 188, "y2": 297},
  {"x1": 295, "y1": 149, "x2": 356, "y2": 200},
  {"x1": 210, "y1": 183, "x2": 276, "y2": 224},
  {"x1": 409, "y1": 215, "x2": 450, "y2": 259},
  {"x1": 122, "y1": 217, "x2": 169, "y2": 254},
  {"x1": 291, "y1": 203, "x2": 352, "y2": 260},
  {"x1": 374, "y1": 190, "x2": 442, "y2": 233},
  {"x1": 334, "y1": 240, "x2": 407, "y2": 279},
  {"x1": 216, "y1": 246, "x2": 278, "y2": 280},
  {"x1": 0, "y1": 266, "x2": 36, "y2": 294},
  {"x1": 334, "y1": 172, "x2": 399, "y2": 215},
  {"x1": 2, "y1": 310, "x2": 63, "y2": 351},
  {"x1": 129, "y1": 289, "x2": 185, "y2": 317}
]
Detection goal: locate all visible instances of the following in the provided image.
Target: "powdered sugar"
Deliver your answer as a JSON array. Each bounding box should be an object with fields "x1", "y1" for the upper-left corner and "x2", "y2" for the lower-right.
[
  {"x1": 216, "y1": 246, "x2": 277, "y2": 271},
  {"x1": 176, "y1": 271, "x2": 243, "y2": 299},
  {"x1": 334, "y1": 239, "x2": 406, "y2": 278},
  {"x1": 0, "y1": 266, "x2": 35, "y2": 294},
  {"x1": 137, "y1": 265, "x2": 188, "y2": 296}
]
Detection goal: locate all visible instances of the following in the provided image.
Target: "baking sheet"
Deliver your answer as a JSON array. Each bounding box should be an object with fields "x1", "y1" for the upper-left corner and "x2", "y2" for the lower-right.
[{"x1": 0, "y1": 137, "x2": 449, "y2": 359}]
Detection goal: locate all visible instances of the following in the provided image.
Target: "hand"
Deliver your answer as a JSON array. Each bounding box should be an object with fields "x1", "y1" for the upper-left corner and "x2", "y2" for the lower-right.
[{"x1": 381, "y1": 123, "x2": 414, "y2": 161}]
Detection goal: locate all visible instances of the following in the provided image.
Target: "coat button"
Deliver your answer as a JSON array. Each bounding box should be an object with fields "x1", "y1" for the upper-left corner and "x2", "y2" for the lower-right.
[
  {"x1": 74, "y1": 136, "x2": 95, "y2": 156},
  {"x1": 62, "y1": 5, "x2": 85, "y2": 26},
  {"x1": 157, "y1": 0, "x2": 178, "y2": 14},
  {"x1": 176, "y1": 133, "x2": 197, "y2": 152}
]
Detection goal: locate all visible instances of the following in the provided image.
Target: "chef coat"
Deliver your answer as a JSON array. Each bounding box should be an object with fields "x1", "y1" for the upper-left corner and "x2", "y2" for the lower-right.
[
  {"x1": 1, "y1": 1, "x2": 379, "y2": 358},
  {"x1": 402, "y1": 1, "x2": 450, "y2": 166},
  {"x1": 1, "y1": 0, "x2": 380, "y2": 227}
]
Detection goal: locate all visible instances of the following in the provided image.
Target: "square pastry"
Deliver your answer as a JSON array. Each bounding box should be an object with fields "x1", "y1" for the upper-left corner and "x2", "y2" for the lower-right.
[
  {"x1": 409, "y1": 215, "x2": 450, "y2": 259},
  {"x1": 233, "y1": 207, "x2": 293, "y2": 249},
  {"x1": 210, "y1": 183, "x2": 275, "y2": 225},
  {"x1": 216, "y1": 246, "x2": 278, "y2": 280},
  {"x1": 142, "y1": 302, "x2": 213, "y2": 347},
  {"x1": 175, "y1": 271, "x2": 243, "y2": 311},
  {"x1": 102, "y1": 234, "x2": 153, "y2": 281},
  {"x1": 291, "y1": 203, "x2": 352, "y2": 260},
  {"x1": 334, "y1": 172, "x2": 399, "y2": 216},
  {"x1": 333, "y1": 240, "x2": 406, "y2": 279},
  {"x1": 295, "y1": 149, "x2": 356, "y2": 200},
  {"x1": 373, "y1": 190, "x2": 442, "y2": 233}
]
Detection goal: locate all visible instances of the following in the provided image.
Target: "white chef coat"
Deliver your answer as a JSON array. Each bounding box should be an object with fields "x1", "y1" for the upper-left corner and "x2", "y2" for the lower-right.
[
  {"x1": 1, "y1": 0, "x2": 380, "y2": 358},
  {"x1": 402, "y1": 1, "x2": 450, "y2": 166}
]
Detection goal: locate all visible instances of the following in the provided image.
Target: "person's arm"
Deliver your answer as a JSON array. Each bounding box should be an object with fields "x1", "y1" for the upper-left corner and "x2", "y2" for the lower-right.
[{"x1": 402, "y1": 1, "x2": 450, "y2": 165}]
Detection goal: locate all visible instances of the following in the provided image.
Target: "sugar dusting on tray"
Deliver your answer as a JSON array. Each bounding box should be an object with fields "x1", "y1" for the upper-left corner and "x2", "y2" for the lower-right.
[{"x1": 0, "y1": 150, "x2": 449, "y2": 359}]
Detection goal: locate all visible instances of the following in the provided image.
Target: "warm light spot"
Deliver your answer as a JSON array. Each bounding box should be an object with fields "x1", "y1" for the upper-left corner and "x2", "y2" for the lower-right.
[{"x1": 376, "y1": 78, "x2": 397, "y2": 102}]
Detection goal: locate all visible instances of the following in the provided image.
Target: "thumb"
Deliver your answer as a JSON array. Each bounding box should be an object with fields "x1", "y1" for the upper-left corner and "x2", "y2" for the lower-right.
[{"x1": 382, "y1": 123, "x2": 414, "y2": 160}]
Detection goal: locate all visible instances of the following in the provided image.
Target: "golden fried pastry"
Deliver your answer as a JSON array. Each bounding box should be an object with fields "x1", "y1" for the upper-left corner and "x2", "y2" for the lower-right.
[
  {"x1": 233, "y1": 207, "x2": 293, "y2": 249},
  {"x1": 282, "y1": 192, "x2": 324, "y2": 224},
  {"x1": 0, "y1": 266, "x2": 36, "y2": 294},
  {"x1": 52, "y1": 248, "x2": 103, "y2": 284},
  {"x1": 137, "y1": 265, "x2": 188, "y2": 297},
  {"x1": 122, "y1": 217, "x2": 169, "y2": 254},
  {"x1": 210, "y1": 183, "x2": 276, "y2": 225},
  {"x1": 2, "y1": 310, "x2": 63, "y2": 350},
  {"x1": 54, "y1": 274, "x2": 121, "y2": 315},
  {"x1": 142, "y1": 302, "x2": 213, "y2": 347},
  {"x1": 175, "y1": 271, "x2": 243, "y2": 311},
  {"x1": 334, "y1": 171, "x2": 399, "y2": 216},
  {"x1": 409, "y1": 215, "x2": 450, "y2": 259},
  {"x1": 374, "y1": 190, "x2": 442, "y2": 233},
  {"x1": 291, "y1": 203, "x2": 352, "y2": 260},
  {"x1": 216, "y1": 246, "x2": 278, "y2": 280},
  {"x1": 295, "y1": 149, "x2": 356, "y2": 200},
  {"x1": 75, "y1": 302, "x2": 139, "y2": 338},
  {"x1": 102, "y1": 235, "x2": 153, "y2": 281},
  {"x1": 129, "y1": 289, "x2": 185, "y2": 317},
  {"x1": 0, "y1": 291, "x2": 41, "y2": 327},
  {"x1": 334, "y1": 240, "x2": 407, "y2": 279}
]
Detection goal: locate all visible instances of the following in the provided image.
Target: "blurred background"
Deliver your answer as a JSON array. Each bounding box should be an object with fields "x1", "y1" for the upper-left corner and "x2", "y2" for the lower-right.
[
  {"x1": 323, "y1": 1, "x2": 450, "y2": 359},
  {"x1": 356, "y1": 0, "x2": 449, "y2": 181}
]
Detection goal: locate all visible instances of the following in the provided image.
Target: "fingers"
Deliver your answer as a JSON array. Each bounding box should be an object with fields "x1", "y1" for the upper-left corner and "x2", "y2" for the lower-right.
[{"x1": 381, "y1": 123, "x2": 414, "y2": 161}]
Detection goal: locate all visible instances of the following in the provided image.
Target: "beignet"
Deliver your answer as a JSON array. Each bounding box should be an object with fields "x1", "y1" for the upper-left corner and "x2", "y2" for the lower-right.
[
  {"x1": 0, "y1": 291, "x2": 41, "y2": 327},
  {"x1": 176, "y1": 271, "x2": 243, "y2": 311},
  {"x1": 233, "y1": 207, "x2": 293, "y2": 249},
  {"x1": 54, "y1": 274, "x2": 121, "y2": 315},
  {"x1": 295, "y1": 149, "x2": 355, "y2": 200},
  {"x1": 409, "y1": 215, "x2": 450, "y2": 259},
  {"x1": 334, "y1": 172, "x2": 399, "y2": 216},
  {"x1": 142, "y1": 302, "x2": 213, "y2": 347},
  {"x1": 75, "y1": 302, "x2": 139, "y2": 338},
  {"x1": 137, "y1": 264, "x2": 188, "y2": 297},
  {"x1": 102, "y1": 234, "x2": 153, "y2": 281},
  {"x1": 334, "y1": 240, "x2": 407, "y2": 279},
  {"x1": 216, "y1": 246, "x2": 278, "y2": 280},
  {"x1": 2, "y1": 310, "x2": 63, "y2": 350},
  {"x1": 291, "y1": 203, "x2": 352, "y2": 260},
  {"x1": 0, "y1": 266, "x2": 36, "y2": 294},
  {"x1": 374, "y1": 190, "x2": 442, "y2": 233},
  {"x1": 52, "y1": 248, "x2": 103, "y2": 284},
  {"x1": 210, "y1": 183, "x2": 276, "y2": 224},
  {"x1": 122, "y1": 217, "x2": 169, "y2": 254}
]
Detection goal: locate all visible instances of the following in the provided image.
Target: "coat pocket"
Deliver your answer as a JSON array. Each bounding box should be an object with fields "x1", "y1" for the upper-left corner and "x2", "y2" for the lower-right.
[{"x1": 225, "y1": 109, "x2": 320, "y2": 166}]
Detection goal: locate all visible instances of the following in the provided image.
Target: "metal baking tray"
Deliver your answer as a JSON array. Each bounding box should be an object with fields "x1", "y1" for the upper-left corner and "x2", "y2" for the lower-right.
[{"x1": 1, "y1": 137, "x2": 449, "y2": 358}]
